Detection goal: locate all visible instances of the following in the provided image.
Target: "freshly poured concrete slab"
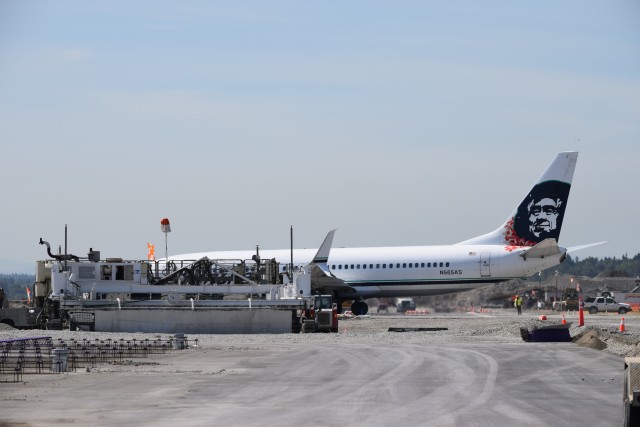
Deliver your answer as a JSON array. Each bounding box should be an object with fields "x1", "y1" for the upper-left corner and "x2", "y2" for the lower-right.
[{"x1": 1, "y1": 341, "x2": 621, "y2": 427}]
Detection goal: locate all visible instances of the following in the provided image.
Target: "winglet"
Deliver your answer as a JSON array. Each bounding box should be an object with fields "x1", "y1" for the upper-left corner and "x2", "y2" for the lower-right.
[
  {"x1": 307, "y1": 229, "x2": 353, "y2": 293},
  {"x1": 311, "y1": 229, "x2": 337, "y2": 265}
]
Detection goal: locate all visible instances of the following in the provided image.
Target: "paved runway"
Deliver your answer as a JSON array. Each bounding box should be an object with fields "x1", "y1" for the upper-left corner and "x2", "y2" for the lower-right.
[{"x1": 1, "y1": 340, "x2": 622, "y2": 426}]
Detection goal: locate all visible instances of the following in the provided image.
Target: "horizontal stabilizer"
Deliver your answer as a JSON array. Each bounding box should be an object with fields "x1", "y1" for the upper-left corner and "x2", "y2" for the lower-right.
[
  {"x1": 567, "y1": 241, "x2": 607, "y2": 253},
  {"x1": 519, "y1": 238, "x2": 561, "y2": 259}
]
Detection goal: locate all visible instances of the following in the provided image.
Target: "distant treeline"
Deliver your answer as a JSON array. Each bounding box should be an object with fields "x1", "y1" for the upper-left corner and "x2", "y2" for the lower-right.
[
  {"x1": 0, "y1": 273, "x2": 35, "y2": 301},
  {"x1": 539, "y1": 253, "x2": 640, "y2": 280}
]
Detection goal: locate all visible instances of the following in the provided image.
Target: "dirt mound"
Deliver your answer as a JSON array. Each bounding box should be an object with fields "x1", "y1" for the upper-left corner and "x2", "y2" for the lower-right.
[
  {"x1": 595, "y1": 270, "x2": 629, "y2": 278},
  {"x1": 575, "y1": 329, "x2": 607, "y2": 350}
]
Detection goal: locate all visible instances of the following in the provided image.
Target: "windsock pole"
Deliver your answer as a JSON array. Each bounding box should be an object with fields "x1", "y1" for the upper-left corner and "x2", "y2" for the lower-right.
[{"x1": 160, "y1": 218, "x2": 171, "y2": 260}]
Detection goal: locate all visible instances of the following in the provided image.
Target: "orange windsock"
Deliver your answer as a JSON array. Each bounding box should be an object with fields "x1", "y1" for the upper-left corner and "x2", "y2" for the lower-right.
[{"x1": 147, "y1": 242, "x2": 155, "y2": 260}]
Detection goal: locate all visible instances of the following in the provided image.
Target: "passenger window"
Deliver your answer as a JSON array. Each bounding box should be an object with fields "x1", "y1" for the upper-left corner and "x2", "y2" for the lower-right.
[
  {"x1": 409, "y1": 263, "x2": 412, "y2": 268},
  {"x1": 446, "y1": 262, "x2": 450, "y2": 267},
  {"x1": 421, "y1": 263, "x2": 425, "y2": 268},
  {"x1": 363, "y1": 264, "x2": 366, "y2": 269},
  {"x1": 439, "y1": 262, "x2": 443, "y2": 267},
  {"x1": 389, "y1": 264, "x2": 393, "y2": 269},
  {"x1": 383, "y1": 264, "x2": 386, "y2": 268},
  {"x1": 351, "y1": 264, "x2": 355, "y2": 269},
  {"x1": 357, "y1": 264, "x2": 360, "y2": 269},
  {"x1": 396, "y1": 263, "x2": 400, "y2": 268}
]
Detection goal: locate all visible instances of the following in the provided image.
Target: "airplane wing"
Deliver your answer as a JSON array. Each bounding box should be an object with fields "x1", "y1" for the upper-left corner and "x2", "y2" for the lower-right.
[{"x1": 308, "y1": 266, "x2": 355, "y2": 292}]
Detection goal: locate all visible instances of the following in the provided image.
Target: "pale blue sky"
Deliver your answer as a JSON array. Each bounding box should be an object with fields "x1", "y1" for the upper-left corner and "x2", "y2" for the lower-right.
[{"x1": 1, "y1": 1, "x2": 639, "y2": 273}]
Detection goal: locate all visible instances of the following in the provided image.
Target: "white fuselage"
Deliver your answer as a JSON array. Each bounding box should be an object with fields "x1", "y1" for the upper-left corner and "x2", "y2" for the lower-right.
[
  {"x1": 171, "y1": 244, "x2": 563, "y2": 300},
  {"x1": 170, "y1": 153, "x2": 579, "y2": 302}
]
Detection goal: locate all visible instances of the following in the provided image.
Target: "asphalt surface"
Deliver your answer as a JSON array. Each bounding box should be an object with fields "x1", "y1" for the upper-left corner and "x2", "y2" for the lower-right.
[{"x1": 0, "y1": 311, "x2": 629, "y2": 427}]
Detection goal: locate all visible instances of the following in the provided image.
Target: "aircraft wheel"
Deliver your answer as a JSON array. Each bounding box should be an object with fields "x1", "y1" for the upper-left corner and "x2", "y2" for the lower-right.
[
  {"x1": 351, "y1": 301, "x2": 369, "y2": 316},
  {"x1": 0, "y1": 319, "x2": 15, "y2": 328}
]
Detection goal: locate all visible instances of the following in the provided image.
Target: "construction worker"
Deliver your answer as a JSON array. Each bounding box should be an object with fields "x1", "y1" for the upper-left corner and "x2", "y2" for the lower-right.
[{"x1": 515, "y1": 294, "x2": 523, "y2": 315}]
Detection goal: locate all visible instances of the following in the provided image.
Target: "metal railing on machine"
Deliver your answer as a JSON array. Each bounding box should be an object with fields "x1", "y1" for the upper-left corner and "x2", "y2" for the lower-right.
[{"x1": 147, "y1": 257, "x2": 280, "y2": 287}]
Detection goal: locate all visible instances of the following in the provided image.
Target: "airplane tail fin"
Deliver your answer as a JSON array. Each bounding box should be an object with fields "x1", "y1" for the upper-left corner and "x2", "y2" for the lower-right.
[{"x1": 457, "y1": 151, "x2": 578, "y2": 247}]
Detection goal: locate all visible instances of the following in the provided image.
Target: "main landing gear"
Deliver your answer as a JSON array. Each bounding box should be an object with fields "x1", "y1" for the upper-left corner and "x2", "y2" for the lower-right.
[{"x1": 351, "y1": 300, "x2": 369, "y2": 316}]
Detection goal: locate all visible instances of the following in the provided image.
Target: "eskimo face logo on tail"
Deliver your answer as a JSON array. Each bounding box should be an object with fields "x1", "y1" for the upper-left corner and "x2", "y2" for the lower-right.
[{"x1": 504, "y1": 181, "x2": 571, "y2": 246}]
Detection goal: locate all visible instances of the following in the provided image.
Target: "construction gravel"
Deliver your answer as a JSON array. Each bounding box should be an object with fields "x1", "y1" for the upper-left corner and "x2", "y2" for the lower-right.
[{"x1": 1, "y1": 309, "x2": 639, "y2": 358}]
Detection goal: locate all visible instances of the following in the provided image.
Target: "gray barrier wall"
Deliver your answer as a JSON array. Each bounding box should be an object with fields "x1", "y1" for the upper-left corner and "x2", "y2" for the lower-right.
[{"x1": 94, "y1": 308, "x2": 293, "y2": 334}]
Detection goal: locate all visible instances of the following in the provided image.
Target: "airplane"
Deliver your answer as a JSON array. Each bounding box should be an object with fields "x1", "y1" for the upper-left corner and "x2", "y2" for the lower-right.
[{"x1": 171, "y1": 151, "x2": 602, "y2": 315}]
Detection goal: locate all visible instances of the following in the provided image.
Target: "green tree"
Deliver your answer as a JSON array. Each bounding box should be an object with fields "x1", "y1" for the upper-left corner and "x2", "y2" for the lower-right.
[{"x1": 0, "y1": 274, "x2": 35, "y2": 300}]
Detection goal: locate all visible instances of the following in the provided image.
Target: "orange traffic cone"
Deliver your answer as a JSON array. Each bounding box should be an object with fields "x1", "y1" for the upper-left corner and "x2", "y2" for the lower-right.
[
  {"x1": 561, "y1": 314, "x2": 567, "y2": 325},
  {"x1": 620, "y1": 317, "x2": 625, "y2": 332}
]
